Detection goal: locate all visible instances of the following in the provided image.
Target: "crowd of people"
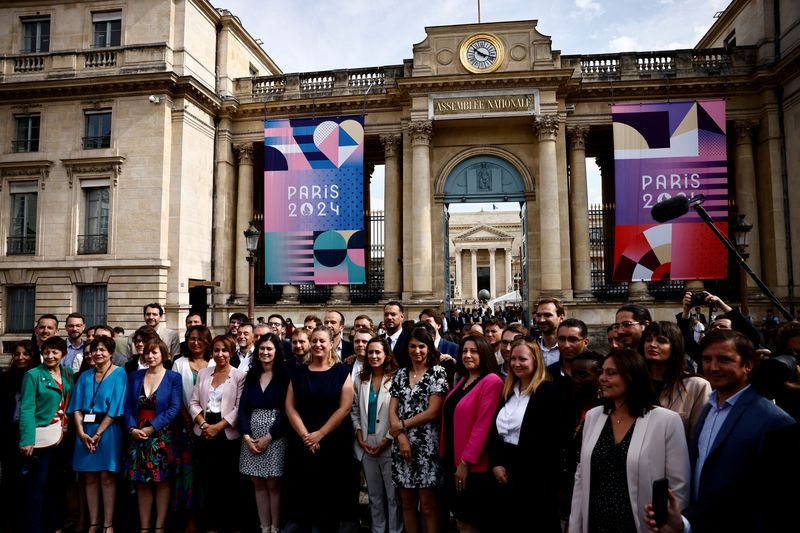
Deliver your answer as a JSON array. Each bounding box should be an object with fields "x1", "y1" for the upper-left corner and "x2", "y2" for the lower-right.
[{"x1": 1, "y1": 294, "x2": 799, "y2": 533}]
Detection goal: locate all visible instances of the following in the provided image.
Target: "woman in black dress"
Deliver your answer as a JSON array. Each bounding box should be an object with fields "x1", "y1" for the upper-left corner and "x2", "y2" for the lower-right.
[{"x1": 284, "y1": 325, "x2": 354, "y2": 532}]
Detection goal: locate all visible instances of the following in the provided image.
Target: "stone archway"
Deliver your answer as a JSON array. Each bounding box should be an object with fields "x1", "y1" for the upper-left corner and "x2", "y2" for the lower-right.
[{"x1": 439, "y1": 152, "x2": 531, "y2": 318}]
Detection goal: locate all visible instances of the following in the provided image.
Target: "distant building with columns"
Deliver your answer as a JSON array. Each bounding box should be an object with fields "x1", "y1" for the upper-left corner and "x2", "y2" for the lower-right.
[{"x1": 0, "y1": 0, "x2": 797, "y2": 350}]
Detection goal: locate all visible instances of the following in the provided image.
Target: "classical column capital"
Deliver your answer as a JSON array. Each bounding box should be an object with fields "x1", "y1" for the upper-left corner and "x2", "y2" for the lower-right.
[
  {"x1": 233, "y1": 143, "x2": 254, "y2": 165},
  {"x1": 408, "y1": 121, "x2": 433, "y2": 145},
  {"x1": 733, "y1": 120, "x2": 757, "y2": 144},
  {"x1": 380, "y1": 133, "x2": 402, "y2": 157},
  {"x1": 534, "y1": 114, "x2": 560, "y2": 140},
  {"x1": 568, "y1": 124, "x2": 589, "y2": 149}
]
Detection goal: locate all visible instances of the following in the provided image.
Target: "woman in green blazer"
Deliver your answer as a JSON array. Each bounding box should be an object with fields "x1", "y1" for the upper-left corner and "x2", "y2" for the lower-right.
[{"x1": 19, "y1": 336, "x2": 74, "y2": 533}]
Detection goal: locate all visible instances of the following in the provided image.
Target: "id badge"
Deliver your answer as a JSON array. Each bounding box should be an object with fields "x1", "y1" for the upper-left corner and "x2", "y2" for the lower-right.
[{"x1": 84, "y1": 413, "x2": 97, "y2": 423}]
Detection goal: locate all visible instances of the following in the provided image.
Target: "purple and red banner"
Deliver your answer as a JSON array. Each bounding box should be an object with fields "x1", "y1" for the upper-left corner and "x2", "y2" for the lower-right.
[
  {"x1": 612, "y1": 100, "x2": 728, "y2": 281},
  {"x1": 263, "y1": 116, "x2": 366, "y2": 285}
]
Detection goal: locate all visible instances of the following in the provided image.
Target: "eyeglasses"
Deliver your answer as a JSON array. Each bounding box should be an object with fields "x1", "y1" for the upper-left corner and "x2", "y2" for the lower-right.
[
  {"x1": 188, "y1": 338, "x2": 205, "y2": 344},
  {"x1": 268, "y1": 322, "x2": 283, "y2": 327},
  {"x1": 500, "y1": 335, "x2": 525, "y2": 346},
  {"x1": 557, "y1": 336, "x2": 586, "y2": 344},
  {"x1": 611, "y1": 321, "x2": 640, "y2": 330}
]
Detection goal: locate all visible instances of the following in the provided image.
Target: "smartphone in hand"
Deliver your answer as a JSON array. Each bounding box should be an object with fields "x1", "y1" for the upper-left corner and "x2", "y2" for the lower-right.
[{"x1": 653, "y1": 478, "x2": 669, "y2": 527}]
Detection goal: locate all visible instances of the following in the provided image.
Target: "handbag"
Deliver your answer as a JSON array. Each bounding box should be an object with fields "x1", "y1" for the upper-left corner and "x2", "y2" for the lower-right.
[
  {"x1": 33, "y1": 420, "x2": 64, "y2": 449},
  {"x1": 33, "y1": 367, "x2": 70, "y2": 450}
]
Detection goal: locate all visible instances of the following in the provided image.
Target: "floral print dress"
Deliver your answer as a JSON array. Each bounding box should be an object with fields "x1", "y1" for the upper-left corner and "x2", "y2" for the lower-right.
[
  {"x1": 126, "y1": 389, "x2": 176, "y2": 482},
  {"x1": 390, "y1": 366, "x2": 449, "y2": 488}
]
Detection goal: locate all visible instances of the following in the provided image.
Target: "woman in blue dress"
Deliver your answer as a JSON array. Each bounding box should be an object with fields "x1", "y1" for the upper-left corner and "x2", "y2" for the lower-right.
[{"x1": 67, "y1": 335, "x2": 127, "y2": 533}]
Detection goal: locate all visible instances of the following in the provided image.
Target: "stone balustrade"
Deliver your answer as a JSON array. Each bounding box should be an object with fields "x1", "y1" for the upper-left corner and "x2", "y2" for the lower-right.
[
  {"x1": 1, "y1": 43, "x2": 172, "y2": 81},
  {"x1": 245, "y1": 66, "x2": 402, "y2": 101}
]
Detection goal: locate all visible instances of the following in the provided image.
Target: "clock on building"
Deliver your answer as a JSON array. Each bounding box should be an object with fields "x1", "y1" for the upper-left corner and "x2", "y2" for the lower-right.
[{"x1": 459, "y1": 33, "x2": 505, "y2": 73}]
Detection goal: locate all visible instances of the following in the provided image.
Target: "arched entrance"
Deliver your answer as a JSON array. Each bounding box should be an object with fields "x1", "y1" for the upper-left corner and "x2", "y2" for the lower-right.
[{"x1": 439, "y1": 153, "x2": 531, "y2": 319}]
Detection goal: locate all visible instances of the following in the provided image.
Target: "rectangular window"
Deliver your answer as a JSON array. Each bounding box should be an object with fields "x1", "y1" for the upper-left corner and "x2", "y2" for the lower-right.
[
  {"x1": 13, "y1": 114, "x2": 40, "y2": 153},
  {"x1": 92, "y1": 11, "x2": 121, "y2": 48},
  {"x1": 8, "y1": 181, "x2": 37, "y2": 255},
  {"x1": 21, "y1": 16, "x2": 50, "y2": 53},
  {"x1": 6, "y1": 286, "x2": 36, "y2": 333},
  {"x1": 79, "y1": 181, "x2": 110, "y2": 254},
  {"x1": 83, "y1": 110, "x2": 111, "y2": 149},
  {"x1": 79, "y1": 285, "x2": 107, "y2": 326}
]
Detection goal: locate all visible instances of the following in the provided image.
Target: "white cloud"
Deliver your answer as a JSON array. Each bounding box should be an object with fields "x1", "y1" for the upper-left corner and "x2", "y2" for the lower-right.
[
  {"x1": 609, "y1": 35, "x2": 641, "y2": 52},
  {"x1": 575, "y1": 0, "x2": 603, "y2": 13}
]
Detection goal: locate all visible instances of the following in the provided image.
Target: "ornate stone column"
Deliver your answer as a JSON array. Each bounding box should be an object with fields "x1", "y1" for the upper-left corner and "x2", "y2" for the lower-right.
[
  {"x1": 455, "y1": 247, "x2": 462, "y2": 298},
  {"x1": 568, "y1": 125, "x2": 592, "y2": 296},
  {"x1": 409, "y1": 121, "x2": 434, "y2": 297},
  {"x1": 470, "y1": 249, "x2": 478, "y2": 300},
  {"x1": 505, "y1": 247, "x2": 512, "y2": 293},
  {"x1": 214, "y1": 118, "x2": 236, "y2": 302},
  {"x1": 734, "y1": 120, "x2": 761, "y2": 280},
  {"x1": 381, "y1": 133, "x2": 402, "y2": 299},
  {"x1": 489, "y1": 248, "x2": 497, "y2": 298},
  {"x1": 535, "y1": 114, "x2": 562, "y2": 293},
  {"x1": 234, "y1": 143, "x2": 254, "y2": 300}
]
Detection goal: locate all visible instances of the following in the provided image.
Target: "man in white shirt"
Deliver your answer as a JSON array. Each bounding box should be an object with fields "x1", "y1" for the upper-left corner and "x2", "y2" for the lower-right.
[
  {"x1": 534, "y1": 298, "x2": 565, "y2": 367},
  {"x1": 233, "y1": 322, "x2": 256, "y2": 371},
  {"x1": 324, "y1": 310, "x2": 354, "y2": 359},
  {"x1": 349, "y1": 327, "x2": 374, "y2": 380},
  {"x1": 382, "y1": 301, "x2": 409, "y2": 367}
]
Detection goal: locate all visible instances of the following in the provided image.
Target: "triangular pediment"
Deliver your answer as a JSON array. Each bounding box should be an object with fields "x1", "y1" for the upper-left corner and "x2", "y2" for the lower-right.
[{"x1": 453, "y1": 224, "x2": 514, "y2": 242}]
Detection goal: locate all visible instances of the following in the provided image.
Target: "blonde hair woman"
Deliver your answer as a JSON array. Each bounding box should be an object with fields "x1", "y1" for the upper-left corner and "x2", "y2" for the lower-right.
[
  {"x1": 490, "y1": 339, "x2": 568, "y2": 532},
  {"x1": 284, "y1": 325, "x2": 354, "y2": 530}
]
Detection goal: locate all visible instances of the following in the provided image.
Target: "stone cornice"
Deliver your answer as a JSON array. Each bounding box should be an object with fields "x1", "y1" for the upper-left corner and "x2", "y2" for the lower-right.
[
  {"x1": 61, "y1": 156, "x2": 126, "y2": 188},
  {"x1": 0, "y1": 160, "x2": 53, "y2": 190}
]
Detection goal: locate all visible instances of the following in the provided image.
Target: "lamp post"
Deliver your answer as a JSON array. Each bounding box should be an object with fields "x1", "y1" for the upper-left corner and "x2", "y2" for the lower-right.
[
  {"x1": 244, "y1": 221, "x2": 262, "y2": 322},
  {"x1": 732, "y1": 214, "x2": 753, "y2": 317}
]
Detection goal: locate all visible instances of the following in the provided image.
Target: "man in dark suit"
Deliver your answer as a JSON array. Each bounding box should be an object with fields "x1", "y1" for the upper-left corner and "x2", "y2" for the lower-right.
[
  {"x1": 419, "y1": 308, "x2": 458, "y2": 359},
  {"x1": 646, "y1": 330, "x2": 796, "y2": 533},
  {"x1": 382, "y1": 301, "x2": 409, "y2": 367},
  {"x1": 324, "y1": 310, "x2": 353, "y2": 360}
]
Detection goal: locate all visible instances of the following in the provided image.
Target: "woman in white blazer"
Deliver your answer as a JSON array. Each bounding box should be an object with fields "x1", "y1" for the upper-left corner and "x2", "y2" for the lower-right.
[
  {"x1": 570, "y1": 348, "x2": 690, "y2": 533},
  {"x1": 351, "y1": 336, "x2": 402, "y2": 533}
]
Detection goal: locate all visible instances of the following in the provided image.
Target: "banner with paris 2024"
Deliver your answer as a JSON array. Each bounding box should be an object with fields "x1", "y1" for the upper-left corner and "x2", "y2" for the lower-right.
[
  {"x1": 612, "y1": 100, "x2": 728, "y2": 282},
  {"x1": 263, "y1": 116, "x2": 366, "y2": 285}
]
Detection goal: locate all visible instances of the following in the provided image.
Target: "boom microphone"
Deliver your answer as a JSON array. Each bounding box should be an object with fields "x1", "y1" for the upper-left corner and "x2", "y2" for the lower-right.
[{"x1": 651, "y1": 194, "x2": 705, "y2": 223}]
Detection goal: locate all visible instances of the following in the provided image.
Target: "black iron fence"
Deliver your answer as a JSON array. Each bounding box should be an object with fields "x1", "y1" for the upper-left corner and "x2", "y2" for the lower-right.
[
  {"x1": 255, "y1": 211, "x2": 385, "y2": 305},
  {"x1": 6, "y1": 235, "x2": 35, "y2": 255},
  {"x1": 78, "y1": 234, "x2": 108, "y2": 254}
]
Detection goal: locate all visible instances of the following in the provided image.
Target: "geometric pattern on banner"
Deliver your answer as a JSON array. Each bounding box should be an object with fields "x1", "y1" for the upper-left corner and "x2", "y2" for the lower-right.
[
  {"x1": 612, "y1": 100, "x2": 728, "y2": 281},
  {"x1": 263, "y1": 115, "x2": 365, "y2": 285},
  {"x1": 313, "y1": 230, "x2": 366, "y2": 285}
]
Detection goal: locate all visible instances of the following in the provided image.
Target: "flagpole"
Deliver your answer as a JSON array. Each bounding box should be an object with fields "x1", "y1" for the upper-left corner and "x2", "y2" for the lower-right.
[{"x1": 478, "y1": 0, "x2": 481, "y2": 23}]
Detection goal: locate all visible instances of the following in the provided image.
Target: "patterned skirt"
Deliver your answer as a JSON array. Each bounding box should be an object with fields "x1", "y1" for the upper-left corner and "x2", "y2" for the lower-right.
[
  {"x1": 239, "y1": 409, "x2": 286, "y2": 478},
  {"x1": 126, "y1": 423, "x2": 176, "y2": 483}
]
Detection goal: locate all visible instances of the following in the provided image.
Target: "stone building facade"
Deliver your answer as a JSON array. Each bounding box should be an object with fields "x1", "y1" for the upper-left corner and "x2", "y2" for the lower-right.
[{"x1": 1, "y1": 0, "x2": 798, "y2": 349}]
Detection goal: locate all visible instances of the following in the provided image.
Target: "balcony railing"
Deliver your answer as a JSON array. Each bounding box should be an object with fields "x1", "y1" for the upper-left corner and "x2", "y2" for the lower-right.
[
  {"x1": 247, "y1": 66, "x2": 403, "y2": 101},
  {"x1": 14, "y1": 55, "x2": 45, "y2": 72},
  {"x1": 82, "y1": 136, "x2": 111, "y2": 149},
  {"x1": 85, "y1": 49, "x2": 117, "y2": 68},
  {"x1": 7, "y1": 235, "x2": 35, "y2": 255},
  {"x1": 12, "y1": 140, "x2": 39, "y2": 153},
  {"x1": 77, "y1": 234, "x2": 108, "y2": 255}
]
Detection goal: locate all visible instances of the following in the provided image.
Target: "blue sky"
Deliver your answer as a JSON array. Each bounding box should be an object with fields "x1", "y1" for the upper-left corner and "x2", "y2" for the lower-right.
[
  {"x1": 220, "y1": 0, "x2": 729, "y2": 73},
  {"x1": 219, "y1": 0, "x2": 731, "y2": 210}
]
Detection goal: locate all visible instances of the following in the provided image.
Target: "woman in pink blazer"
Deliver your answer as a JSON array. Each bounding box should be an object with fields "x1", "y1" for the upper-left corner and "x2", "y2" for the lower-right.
[
  {"x1": 188, "y1": 335, "x2": 245, "y2": 533},
  {"x1": 440, "y1": 334, "x2": 503, "y2": 532}
]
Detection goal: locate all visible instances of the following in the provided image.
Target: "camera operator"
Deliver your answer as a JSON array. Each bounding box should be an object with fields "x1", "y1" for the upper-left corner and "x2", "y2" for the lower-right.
[
  {"x1": 750, "y1": 321, "x2": 800, "y2": 422},
  {"x1": 677, "y1": 291, "x2": 763, "y2": 367}
]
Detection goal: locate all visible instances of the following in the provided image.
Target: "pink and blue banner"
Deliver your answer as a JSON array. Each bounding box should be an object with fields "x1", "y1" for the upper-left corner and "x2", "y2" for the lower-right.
[
  {"x1": 263, "y1": 116, "x2": 366, "y2": 285},
  {"x1": 612, "y1": 100, "x2": 728, "y2": 281}
]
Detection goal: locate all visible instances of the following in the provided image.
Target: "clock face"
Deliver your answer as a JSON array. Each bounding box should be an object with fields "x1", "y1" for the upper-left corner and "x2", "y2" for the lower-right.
[
  {"x1": 466, "y1": 39, "x2": 498, "y2": 70},
  {"x1": 460, "y1": 34, "x2": 504, "y2": 73}
]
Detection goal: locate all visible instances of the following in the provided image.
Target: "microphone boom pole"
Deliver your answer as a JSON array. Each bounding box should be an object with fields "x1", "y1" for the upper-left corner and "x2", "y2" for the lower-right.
[{"x1": 689, "y1": 202, "x2": 794, "y2": 321}]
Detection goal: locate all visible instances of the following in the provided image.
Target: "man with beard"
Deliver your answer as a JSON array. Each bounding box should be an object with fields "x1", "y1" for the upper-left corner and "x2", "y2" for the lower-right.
[
  {"x1": 63, "y1": 312, "x2": 86, "y2": 372},
  {"x1": 382, "y1": 301, "x2": 409, "y2": 367},
  {"x1": 534, "y1": 298, "x2": 565, "y2": 367},
  {"x1": 612, "y1": 303, "x2": 651, "y2": 350}
]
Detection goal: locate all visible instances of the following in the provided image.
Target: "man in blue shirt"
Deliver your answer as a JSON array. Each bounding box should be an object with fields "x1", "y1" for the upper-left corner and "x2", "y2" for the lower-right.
[{"x1": 646, "y1": 329, "x2": 796, "y2": 532}]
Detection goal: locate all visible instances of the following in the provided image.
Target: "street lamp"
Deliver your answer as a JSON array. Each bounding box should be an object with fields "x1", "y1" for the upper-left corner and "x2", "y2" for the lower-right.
[
  {"x1": 244, "y1": 221, "x2": 261, "y2": 322},
  {"x1": 732, "y1": 214, "x2": 753, "y2": 317}
]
